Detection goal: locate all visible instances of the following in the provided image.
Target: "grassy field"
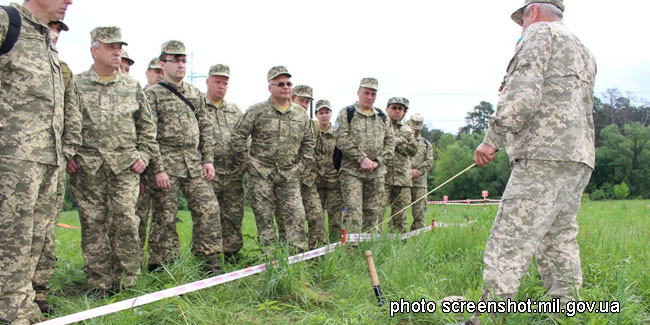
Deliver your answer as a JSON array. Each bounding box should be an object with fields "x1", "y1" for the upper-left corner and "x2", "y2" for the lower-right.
[{"x1": 47, "y1": 200, "x2": 650, "y2": 324}]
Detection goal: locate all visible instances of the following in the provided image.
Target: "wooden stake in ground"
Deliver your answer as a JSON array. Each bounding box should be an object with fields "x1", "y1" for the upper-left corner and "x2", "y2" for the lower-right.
[{"x1": 364, "y1": 250, "x2": 385, "y2": 306}]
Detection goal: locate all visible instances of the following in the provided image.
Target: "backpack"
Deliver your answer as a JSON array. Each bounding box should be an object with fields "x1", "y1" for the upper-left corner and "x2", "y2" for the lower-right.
[
  {"x1": 332, "y1": 105, "x2": 387, "y2": 170},
  {"x1": 0, "y1": 6, "x2": 21, "y2": 56}
]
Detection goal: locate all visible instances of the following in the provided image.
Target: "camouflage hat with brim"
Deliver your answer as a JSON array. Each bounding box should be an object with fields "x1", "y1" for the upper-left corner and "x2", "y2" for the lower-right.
[
  {"x1": 292, "y1": 85, "x2": 313, "y2": 99},
  {"x1": 209, "y1": 64, "x2": 230, "y2": 78},
  {"x1": 121, "y1": 50, "x2": 134, "y2": 65},
  {"x1": 407, "y1": 113, "x2": 424, "y2": 130},
  {"x1": 359, "y1": 77, "x2": 378, "y2": 90},
  {"x1": 315, "y1": 99, "x2": 331, "y2": 111},
  {"x1": 387, "y1": 96, "x2": 409, "y2": 109},
  {"x1": 148, "y1": 58, "x2": 162, "y2": 70},
  {"x1": 91, "y1": 26, "x2": 128, "y2": 45},
  {"x1": 161, "y1": 40, "x2": 186, "y2": 55},
  {"x1": 267, "y1": 65, "x2": 291, "y2": 82},
  {"x1": 511, "y1": 0, "x2": 564, "y2": 26},
  {"x1": 49, "y1": 19, "x2": 69, "y2": 32}
]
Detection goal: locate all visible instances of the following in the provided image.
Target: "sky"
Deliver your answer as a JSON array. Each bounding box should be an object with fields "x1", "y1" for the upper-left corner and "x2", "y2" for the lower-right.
[{"x1": 3, "y1": 0, "x2": 649, "y2": 133}]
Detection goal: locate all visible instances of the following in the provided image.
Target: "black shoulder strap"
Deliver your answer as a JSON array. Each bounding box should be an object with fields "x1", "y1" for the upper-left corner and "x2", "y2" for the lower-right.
[
  {"x1": 345, "y1": 105, "x2": 355, "y2": 125},
  {"x1": 374, "y1": 108, "x2": 387, "y2": 122},
  {"x1": 157, "y1": 82, "x2": 198, "y2": 116},
  {"x1": 0, "y1": 5, "x2": 22, "y2": 56}
]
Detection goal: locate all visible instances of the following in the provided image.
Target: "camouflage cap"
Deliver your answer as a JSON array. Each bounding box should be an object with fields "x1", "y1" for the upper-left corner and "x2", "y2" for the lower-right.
[
  {"x1": 267, "y1": 65, "x2": 291, "y2": 82},
  {"x1": 387, "y1": 96, "x2": 409, "y2": 109},
  {"x1": 511, "y1": 0, "x2": 564, "y2": 26},
  {"x1": 49, "y1": 19, "x2": 69, "y2": 32},
  {"x1": 148, "y1": 57, "x2": 162, "y2": 70},
  {"x1": 209, "y1": 64, "x2": 230, "y2": 78},
  {"x1": 292, "y1": 85, "x2": 313, "y2": 99},
  {"x1": 121, "y1": 50, "x2": 134, "y2": 65},
  {"x1": 161, "y1": 40, "x2": 186, "y2": 55},
  {"x1": 407, "y1": 113, "x2": 424, "y2": 131},
  {"x1": 359, "y1": 77, "x2": 378, "y2": 90},
  {"x1": 315, "y1": 99, "x2": 332, "y2": 111},
  {"x1": 91, "y1": 26, "x2": 128, "y2": 45}
]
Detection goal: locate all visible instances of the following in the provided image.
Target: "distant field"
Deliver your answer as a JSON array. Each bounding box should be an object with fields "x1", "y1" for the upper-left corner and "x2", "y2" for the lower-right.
[{"x1": 47, "y1": 200, "x2": 650, "y2": 324}]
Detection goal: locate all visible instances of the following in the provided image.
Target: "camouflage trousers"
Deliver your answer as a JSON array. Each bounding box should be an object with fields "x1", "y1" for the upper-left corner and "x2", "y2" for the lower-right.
[
  {"x1": 70, "y1": 163, "x2": 141, "y2": 290},
  {"x1": 301, "y1": 183, "x2": 326, "y2": 249},
  {"x1": 0, "y1": 159, "x2": 58, "y2": 324},
  {"x1": 135, "y1": 174, "x2": 154, "y2": 263},
  {"x1": 33, "y1": 167, "x2": 66, "y2": 301},
  {"x1": 248, "y1": 170, "x2": 307, "y2": 252},
  {"x1": 317, "y1": 179, "x2": 344, "y2": 242},
  {"x1": 340, "y1": 175, "x2": 385, "y2": 234},
  {"x1": 410, "y1": 186, "x2": 428, "y2": 230},
  {"x1": 148, "y1": 175, "x2": 222, "y2": 267},
  {"x1": 482, "y1": 159, "x2": 592, "y2": 301},
  {"x1": 210, "y1": 173, "x2": 245, "y2": 255},
  {"x1": 384, "y1": 185, "x2": 411, "y2": 233}
]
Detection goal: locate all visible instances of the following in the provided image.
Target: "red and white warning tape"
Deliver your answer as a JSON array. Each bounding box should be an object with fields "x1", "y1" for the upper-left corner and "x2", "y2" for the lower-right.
[{"x1": 38, "y1": 221, "x2": 471, "y2": 325}]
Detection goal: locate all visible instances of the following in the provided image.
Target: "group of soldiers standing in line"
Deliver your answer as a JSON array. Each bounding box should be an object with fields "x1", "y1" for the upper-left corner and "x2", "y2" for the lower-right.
[{"x1": 0, "y1": 2, "x2": 434, "y2": 322}]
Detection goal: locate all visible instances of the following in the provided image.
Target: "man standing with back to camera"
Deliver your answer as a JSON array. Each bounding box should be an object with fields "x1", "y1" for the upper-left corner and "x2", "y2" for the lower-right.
[{"x1": 468, "y1": 0, "x2": 596, "y2": 323}]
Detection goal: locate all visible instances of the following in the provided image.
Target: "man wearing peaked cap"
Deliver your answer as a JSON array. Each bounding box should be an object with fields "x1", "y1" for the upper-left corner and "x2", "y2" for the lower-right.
[
  {"x1": 383, "y1": 97, "x2": 417, "y2": 234},
  {"x1": 68, "y1": 25, "x2": 158, "y2": 297},
  {"x1": 231, "y1": 65, "x2": 314, "y2": 252},
  {"x1": 144, "y1": 58, "x2": 163, "y2": 89},
  {"x1": 204, "y1": 64, "x2": 246, "y2": 263},
  {"x1": 120, "y1": 49, "x2": 134, "y2": 75},
  {"x1": 406, "y1": 113, "x2": 433, "y2": 232},
  {"x1": 335, "y1": 78, "x2": 395, "y2": 234},
  {"x1": 0, "y1": 0, "x2": 73, "y2": 322},
  {"x1": 466, "y1": 0, "x2": 597, "y2": 323},
  {"x1": 145, "y1": 40, "x2": 223, "y2": 274}
]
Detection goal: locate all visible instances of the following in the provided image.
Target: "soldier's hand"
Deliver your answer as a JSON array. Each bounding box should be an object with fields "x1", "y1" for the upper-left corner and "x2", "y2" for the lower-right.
[
  {"x1": 474, "y1": 143, "x2": 497, "y2": 166},
  {"x1": 203, "y1": 163, "x2": 215, "y2": 181},
  {"x1": 411, "y1": 169, "x2": 421, "y2": 180},
  {"x1": 360, "y1": 157, "x2": 374, "y2": 172},
  {"x1": 66, "y1": 158, "x2": 79, "y2": 174},
  {"x1": 155, "y1": 172, "x2": 171, "y2": 190},
  {"x1": 131, "y1": 159, "x2": 147, "y2": 174}
]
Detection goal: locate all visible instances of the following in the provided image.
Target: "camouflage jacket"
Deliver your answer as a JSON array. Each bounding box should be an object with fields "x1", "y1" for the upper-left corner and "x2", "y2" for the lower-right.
[
  {"x1": 74, "y1": 67, "x2": 158, "y2": 175},
  {"x1": 409, "y1": 136, "x2": 433, "y2": 188},
  {"x1": 335, "y1": 103, "x2": 395, "y2": 179},
  {"x1": 0, "y1": 4, "x2": 64, "y2": 166},
  {"x1": 231, "y1": 97, "x2": 315, "y2": 180},
  {"x1": 146, "y1": 81, "x2": 215, "y2": 178},
  {"x1": 385, "y1": 120, "x2": 417, "y2": 186},
  {"x1": 205, "y1": 97, "x2": 244, "y2": 175},
  {"x1": 314, "y1": 123, "x2": 339, "y2": 185},
  {"x1": 60, "y1": 61, "x2": 82, "y2": 163},
  {"x1": 483, "y1": 22, "x2": 597, "y2": 168},
  {"x1": 299, "y1": 119, "x2": 320, "y2": 187}
]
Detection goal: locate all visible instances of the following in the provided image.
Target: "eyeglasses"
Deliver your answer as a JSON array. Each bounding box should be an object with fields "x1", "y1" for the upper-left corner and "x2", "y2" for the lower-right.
[
  {"x1": 163, "y1": 58, "x2": 188, "y2": 64},
  {"x1": 269, "y1": 81, "x2": 293, "y2": 88}
]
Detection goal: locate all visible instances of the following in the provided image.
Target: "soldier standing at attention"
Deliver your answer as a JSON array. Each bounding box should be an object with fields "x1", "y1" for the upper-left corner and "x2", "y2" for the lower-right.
[
  {"x1": 120, "y1": 49, "x2": 133, "y2": 75},
  {"x1": 146, "y1": 40, "x2": 223, "y2": 274},
  {"x1": 231, "y1": 66, "x2": 315, "y2": 252},
  {"x1": 69, "y1": 26, "x2": 158, "y2": 297},
  {"x1": 383, "y1": 97, "x2": 417, "y2": 233},
  {"x1": 204, "y1": 64, "x2": 246, "y2": 262},
  {"x1": 468, "y1": 1, "x2": 596, "y2": 323},
  {"x1": 406, "y1": 113, "x2": 433, "y2": 231},
  {"x1": 144, "y1": 57, "x2": 163, "y2": 89},
  {"x1": 313, "y1": 100, "x2": 345, "y2": 242},
  {"x1": 0, "y1": 0, "x2": 72, "y2": 323},
  {"x1": 335, "y1": 78, "x2": 394, "y2": 234}
]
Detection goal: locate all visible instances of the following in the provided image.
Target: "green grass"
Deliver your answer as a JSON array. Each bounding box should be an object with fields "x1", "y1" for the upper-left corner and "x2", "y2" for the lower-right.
[{"x1": 47, "y1": 201, "x2": 650, "y2": 324}]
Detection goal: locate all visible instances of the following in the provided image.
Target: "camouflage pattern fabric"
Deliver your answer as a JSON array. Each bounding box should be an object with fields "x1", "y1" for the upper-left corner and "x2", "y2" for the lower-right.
[
  {"x1": 205, "y1": 99, "x2": 243, "y2": 176},
  {"x1": 0, "y1": 5, "x2": 66, "y2": 323},
  {"x1": 335, "y1": 103, "x2": 394, "y2": 234},
  {"x1": 384, "y1": 185, "x2": 411, "y2": 233},
  {"x1": 136, "y1": 173, "x2": 153, "y2": 262},
  {"x1": 231, "y1": 98, "x2": 315, "y2": 251},
  {"x1": 314, "y1": 123, "x2": 344, "y2": 241},
  {"x1": 384, "y1": 120, "x2": 416, "y2": 233},
  {"x1": 409, "y1": 136, "x2": 433, "y2": 230},
  {"x1": 482, "y1": 160, "x2": 591, "y2": 301},
  {"x1": 301, "y1": 183, "x2": 326, "y2": 249}
]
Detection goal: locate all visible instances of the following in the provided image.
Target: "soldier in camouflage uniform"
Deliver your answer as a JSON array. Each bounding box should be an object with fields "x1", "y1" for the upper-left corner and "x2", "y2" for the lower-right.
[
  {"x1": 231, "y1": 66, "x2": 315, "y2": 252},
  {"x1": 146, "y1": 40, "x2": 223, "y2": 273},
  {"x1": 469, "y1": 1, "x2": 597, "y2": 322},
  {"x1": 204, "y1": 64, "x2": 246, "y2": 261},
  {"x1": 335, "y1": 78, "x2": 394, "y2": 234},
  {"x1": 144, "y1": 58, "x2": 163, "y2": 89},
  {"x1": 32, "y1": 18, "x2": 82, "y2": 315},
  {"x1": 314, "y1": 100, "x2": 345, "y2": 242},
  {"x1": 0, "y1": 1, "x2": 72, "y2": 323},
  {"x1": 406, "y1": 114, "x2": 434, "y2": 230},
  {"x1": 120, "y1": 49, "x2": 134, "y2": 75},
  {"x1": 69, "y1": 27, "x2": 159, "y2": 296},
  {"x1": 289, "y1": 85, "x2": 326, "y2": 249},
  {"x1": 383, "y1": 97, "x2": 417, "y2": 233}
]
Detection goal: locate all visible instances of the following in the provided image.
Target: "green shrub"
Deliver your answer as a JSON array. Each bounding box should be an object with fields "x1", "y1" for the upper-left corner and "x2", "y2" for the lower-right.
[{"x1": 613, "y1": 181, "x2": 630, "y2": 200}]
